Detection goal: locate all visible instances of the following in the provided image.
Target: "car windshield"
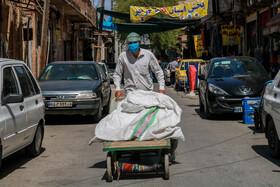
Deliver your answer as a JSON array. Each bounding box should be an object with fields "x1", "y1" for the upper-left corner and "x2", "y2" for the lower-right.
[
  {"x1": 210, "y1": 58, "x2": 268, "y2": 78},
  {"x1": 39, "y1": 64, "x2": 99, "y2": 81},
  {"x1": 181, "y1": 61, "x2": 202, "y2": 70},
  {"x1": 161, "y1": 62, "x2": 169, "y2": 69}
]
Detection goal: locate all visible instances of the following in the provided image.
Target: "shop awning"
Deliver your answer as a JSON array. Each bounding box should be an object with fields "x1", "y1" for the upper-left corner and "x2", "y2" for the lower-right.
[
  {"x1": 97, "y1": 8, "x2": 201, "y2": 34},
  {"x1": 263, "y1": 14, "x2": 280, "y2": 39},
  {"x1": 51, "y1": 0, "x2": 96, "y2": 27}
]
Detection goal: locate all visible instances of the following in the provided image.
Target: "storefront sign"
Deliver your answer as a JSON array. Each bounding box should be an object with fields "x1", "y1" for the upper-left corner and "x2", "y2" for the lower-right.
[
  {"x1": 130, "y1": 6, "x2": 161, "y2": 22},
  {"x1": 163, "y1": 0, "x2": 208, "y2": 20},
  {"x1": 221, "y1": 25, "x2": 241, "y2": 46},
  {"x1": 194, "y1": 34, "x2": 204, "y2": 58},
  {"x1": 130, "y1": 0, "x2": 208, "y2": 23}
]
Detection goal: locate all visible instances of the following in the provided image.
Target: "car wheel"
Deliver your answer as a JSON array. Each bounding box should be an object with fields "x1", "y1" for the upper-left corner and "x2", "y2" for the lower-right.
[
  {"x1": 26, "y1": 124, "x2": 43, "y2": 157},
  {"x1": 204, "y1": 98, "x2": 212, "y2": 119},
  {"x1": 199, "y1": 93, "x2": 204, "y2": 112},
  {"x1": 267, "y1": 119, "x2": 280, "y2": 158},
  {"x1": 93, "y1": 99, "x2": 103, "y2": 123}
]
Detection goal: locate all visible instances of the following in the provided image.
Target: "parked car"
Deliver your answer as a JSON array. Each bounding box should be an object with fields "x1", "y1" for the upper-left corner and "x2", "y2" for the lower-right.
[
  {"x1": 0, "y1": 58, "x2": 45, "y2": 166},
  {"x1": 262, "y1": 71, "x2": 280, "y2": 158},
  {"x1": 198, "y1": 56, "x2": 270, "y2": 119},
  {"x1": 164, "y1": 63, "x2": 171, "y2": 85},
  {"x1": 38, "y1": 61, "x2": 111, "y2": 122},
  {"x1": 106, "y1": 62, "x2": 116, "y2": 83},
  {"x1": 160, "y1": 62, "x2": 169, "y2": 70},
  {"x1": 175, "y1": 59, "x2": 204, "y2": 91},
  {"x1": 99, "y1": 62, "x2": 109, "y2": 77}
]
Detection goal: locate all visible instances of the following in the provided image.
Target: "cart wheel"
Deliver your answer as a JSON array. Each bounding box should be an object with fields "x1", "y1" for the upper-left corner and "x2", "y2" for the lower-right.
[
  {"x1": 164, "y1": 153, "x2": 169, "y2": 180},
  {"x1": 107, "y1": 152, "x2": 113, "y2": 182}
]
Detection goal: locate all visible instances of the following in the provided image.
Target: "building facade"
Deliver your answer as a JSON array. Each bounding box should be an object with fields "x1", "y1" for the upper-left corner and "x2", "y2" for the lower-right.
[{"x1": 0, "y1": 0, "x2": 96, "y2": 77}]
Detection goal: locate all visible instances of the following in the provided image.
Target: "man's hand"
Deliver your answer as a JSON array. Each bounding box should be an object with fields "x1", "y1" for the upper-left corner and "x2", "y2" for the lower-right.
[
  {"x1": 158, "y1": 90, "x2": 165, "y2": 94},
  {"x1": 115, "y1": 90, "x2": 125, "y2": 101}
]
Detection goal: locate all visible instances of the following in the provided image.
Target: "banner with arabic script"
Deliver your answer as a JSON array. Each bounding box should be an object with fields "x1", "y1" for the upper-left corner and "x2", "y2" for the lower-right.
[
  {"x1": 221, "y1": 25, "x2": 241, "y2": 46},
  {"x1": 130, "y1": 0, "x2": 208, "y2": 23},
  {"x1": 162, "y1": 1, "x2": 208, "y2": 20},
  {"x1": 130, "y1": 6, "x2": 161, "y2": 23},
  {"x1": 194, "y1": 35, "x2": 204, "y2": 58}
]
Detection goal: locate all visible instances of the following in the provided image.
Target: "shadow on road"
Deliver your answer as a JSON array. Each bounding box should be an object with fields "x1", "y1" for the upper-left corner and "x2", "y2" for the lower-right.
[
  {"x1": 247, "y1": 126, "x2": 265, "y2": 134},
  {"x1": 90, "y1": 160, "x2": 106, "y2": 169},
  {"x1": 45, "y1": 114, "x2": 109, "y2": 125},
  {"x1": 194, "y1": 109, "x2": 242, "y2": 121},
  {"x1": 252, "y1": 145, "x2": 280, "y2": 170},
  {"x1": 0, "y1": 148, "x2": 46, "y2": 179}
]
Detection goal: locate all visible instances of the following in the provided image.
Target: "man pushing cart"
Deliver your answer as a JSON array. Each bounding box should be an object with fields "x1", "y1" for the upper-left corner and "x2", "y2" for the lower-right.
[{"x1": 89, "y1": 32, "x2": 183, "y2": 182}]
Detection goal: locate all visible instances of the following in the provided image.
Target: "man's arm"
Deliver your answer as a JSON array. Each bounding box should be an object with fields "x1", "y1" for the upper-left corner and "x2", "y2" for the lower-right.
[
  {"x1": 113, "y1": 56, "x2": 123, "y2": 91},
  {"x1": 150, "y1": 54, "x2": 165, "y2": 93},
  {"x1": 113, "y1": 55, "x2": 125, "y2": 100}
]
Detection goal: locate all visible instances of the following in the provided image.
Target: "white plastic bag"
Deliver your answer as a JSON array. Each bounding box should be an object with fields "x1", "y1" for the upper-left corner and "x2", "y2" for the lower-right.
[{"x1": 89, "y1": 90, "x2": 184, "y2": 144}]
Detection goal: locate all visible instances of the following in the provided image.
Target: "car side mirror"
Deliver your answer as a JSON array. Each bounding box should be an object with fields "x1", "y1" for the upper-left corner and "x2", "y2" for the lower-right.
[
  {"x1": 2, "y1": 94, "x2": 24, "y2": 105},
  {"x1": 198, "y1": 74, "x2": 205, "y2": 80}
]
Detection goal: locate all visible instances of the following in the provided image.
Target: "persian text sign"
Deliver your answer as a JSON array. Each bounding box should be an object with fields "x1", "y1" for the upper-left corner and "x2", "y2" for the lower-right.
[
  {"x1": 194, "y1": 35, "x2": 204, "y2": 58},
  {"x1": 130, "y1": 6, "x2": 161, "y2": 23},
  {"x1": 163, "y1": 0, "x2": 208, "y2": 20},
  {"x1": 221, "y1": 25, "x2": 241, "y2": 46},
  {"x1": 130, "y1": 0, "x2": 208, "y2": 23}
]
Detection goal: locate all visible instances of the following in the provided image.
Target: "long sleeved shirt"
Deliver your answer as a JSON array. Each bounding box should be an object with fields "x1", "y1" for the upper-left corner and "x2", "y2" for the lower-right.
[
  {"x1": 170, "y1": 60, "x2": 179, "y2": 72},
  {"x1": 113, "y1": 49, "x2": 165, "y2": 94}
]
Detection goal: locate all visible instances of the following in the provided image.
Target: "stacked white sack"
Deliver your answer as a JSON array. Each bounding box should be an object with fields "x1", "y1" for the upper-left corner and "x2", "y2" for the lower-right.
[{"x1": 89, "y1": 90, "x2": 185, "y2": 144}]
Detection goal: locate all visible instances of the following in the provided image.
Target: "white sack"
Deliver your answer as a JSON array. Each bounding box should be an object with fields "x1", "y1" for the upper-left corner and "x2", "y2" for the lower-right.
[{"x1": 89, "y1": 90, "x2": 184, "y2": 144}]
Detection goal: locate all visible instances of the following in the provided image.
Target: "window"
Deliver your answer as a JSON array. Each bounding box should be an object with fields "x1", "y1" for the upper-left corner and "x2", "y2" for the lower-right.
[
  {"x1": 14, "y1": 66, "x2": 35, "y2": 97},
  {"x1": 24, "y1": 66, "x2": 40, "y2": 94},
  {"x1": 2, "y1": 67, "x2": 19, "y2": 97}
]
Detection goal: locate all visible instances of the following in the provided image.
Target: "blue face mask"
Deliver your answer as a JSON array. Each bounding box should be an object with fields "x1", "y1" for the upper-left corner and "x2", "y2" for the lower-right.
[{"x1": 128, "y1": 43, "x2": 140, "y2": 53}]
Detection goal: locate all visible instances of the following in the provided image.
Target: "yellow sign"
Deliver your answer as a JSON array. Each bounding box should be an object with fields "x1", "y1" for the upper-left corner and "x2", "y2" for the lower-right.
[
  {"x1": 130, "y1": 6, "x2": 161, "y2": 23},
  {"x1": 194, "y1": 35, "x2": 204, "y2": 58},
  {"x1": 221, "y1": 25, "x2": 241, "y2": 46},
  {"x1": 163, "y1": 0, "x2": 208, "y2": 20},
  {"x1": 130, "y1": 0, "x2": 208, "y2": 23}
]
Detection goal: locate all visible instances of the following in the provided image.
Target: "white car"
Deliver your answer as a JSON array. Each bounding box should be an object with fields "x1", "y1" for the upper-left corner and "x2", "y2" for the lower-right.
[
  {"x1": 262, "y1": 71, "x2": 280, "y2": 158},
  {"x1": 0, "y1": 58, "x2": 45, "y2": 167},
  {"x1": 164, "y1": 63, "x2": 171, "y2": 85}
]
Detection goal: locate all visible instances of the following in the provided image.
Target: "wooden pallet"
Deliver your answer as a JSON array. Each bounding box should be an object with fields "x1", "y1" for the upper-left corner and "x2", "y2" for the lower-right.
[{"x1": 103, "y1": 139, "x2": 170, "y2": 152}]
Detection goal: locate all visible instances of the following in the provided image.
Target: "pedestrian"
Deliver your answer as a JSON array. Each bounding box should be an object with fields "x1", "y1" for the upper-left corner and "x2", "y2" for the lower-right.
[
  {"x1": 113, "y1": 32, "x2": 165, "y2": 100},
  {"x1": 169, "y1": 57, "x2": 179, "y2": 88}
]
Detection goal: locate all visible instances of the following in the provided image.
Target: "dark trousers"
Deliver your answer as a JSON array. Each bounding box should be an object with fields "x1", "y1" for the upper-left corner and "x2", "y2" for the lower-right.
[{"x1": 170, "y1": 71, "x2": 176, "y2": 85}]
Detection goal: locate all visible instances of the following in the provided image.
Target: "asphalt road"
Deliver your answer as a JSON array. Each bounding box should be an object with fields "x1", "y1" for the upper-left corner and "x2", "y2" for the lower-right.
[{"x1": 1, "y1": 86, "x2": 280, "y2": 187}]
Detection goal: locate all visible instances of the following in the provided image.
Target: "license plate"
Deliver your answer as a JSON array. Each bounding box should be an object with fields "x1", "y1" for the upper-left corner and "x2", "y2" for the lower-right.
[
  {"x1": 234, "y1": 107, "x2": 243, "y2": 113},
  {"x1": 48, "y1": 102, "x2": 72, "y2": 108}
]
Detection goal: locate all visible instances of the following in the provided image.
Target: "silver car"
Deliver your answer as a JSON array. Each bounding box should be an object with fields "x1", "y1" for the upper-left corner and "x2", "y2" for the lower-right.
[
  {"x1": 164, "y1": 63, "x2": 171, "y2": 85},
  {"x1": 0, "y1": 58, "x2": 45, "y2": 166}
]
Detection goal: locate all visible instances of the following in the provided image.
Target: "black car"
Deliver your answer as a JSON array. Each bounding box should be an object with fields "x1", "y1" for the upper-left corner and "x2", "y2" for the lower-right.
[
  {"x1": 106, "y1": 62, "x2": 117, "y2": 83},
  {"x1": 38, "y1": 61, "x2": 111, "y2": 122},
  {"x1": 198, "y1": 56, "x2": 270, "y2": 119}
]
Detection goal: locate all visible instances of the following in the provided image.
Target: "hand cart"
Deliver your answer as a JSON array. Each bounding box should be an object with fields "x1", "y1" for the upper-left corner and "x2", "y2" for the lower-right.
[{"x1": 103, "y1": 139, "x2": 171, "y2": 182}]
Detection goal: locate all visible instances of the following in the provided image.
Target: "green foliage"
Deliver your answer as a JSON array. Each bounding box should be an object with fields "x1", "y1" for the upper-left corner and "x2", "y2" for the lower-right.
[{"x1": 114, "y1": 0, "x2": 181, "y2": 58}]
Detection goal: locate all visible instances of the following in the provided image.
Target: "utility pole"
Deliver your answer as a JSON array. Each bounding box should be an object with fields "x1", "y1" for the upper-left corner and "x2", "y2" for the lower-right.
[
  {"x1": 96, "y1": 0, "x2": 105, "y2": 62},
  {"x1": 38, "y1": 0, "x2": 50, "y2": 76}
]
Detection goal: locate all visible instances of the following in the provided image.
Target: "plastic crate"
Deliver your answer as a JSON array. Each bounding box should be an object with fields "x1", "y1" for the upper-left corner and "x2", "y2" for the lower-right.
[
  {"x1": 243, "y1": 117, "x2": 255, "y2": 124},
  {"x1": 243, "y1": 112, "x2": 255, "y2": 124},
  {"x1": 242, "y1": 97, "x2": 261, "y2": 112}
]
